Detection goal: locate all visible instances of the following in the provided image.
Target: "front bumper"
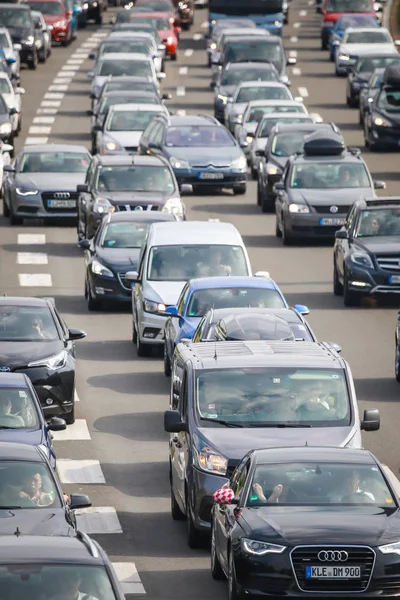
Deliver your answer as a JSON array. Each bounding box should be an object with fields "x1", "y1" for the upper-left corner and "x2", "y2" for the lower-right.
[
  {"x1": 51, "y1": 26, "x2": 69, "y2": 42},
  {"x1": 174, "y1": 167, "x2": 247, "y2": 188},
  {"x1": 89, "y1": 270, "x2": 131, "y2": 303},
  {"x1": 20, "y1": 45, "x2": 36, "y2": 64},
  {"x1": 370, "y1": 125, "x2": 400, "y2": 147},
  {"x1": 191, "y1": 466, "x2": 228, "y2": 532},
  {"x1": 346, "y1": 261, "x2": 400, "y2": 296},
  {"x1": 137, "y1": 310, "x2": 168, "y2": 345},
  {"x1": 284, "y1": 212, "x2": 347, "y2": 239},
  {"x1": 11, "y1": 191, "x2": 78, "y2": 219}
]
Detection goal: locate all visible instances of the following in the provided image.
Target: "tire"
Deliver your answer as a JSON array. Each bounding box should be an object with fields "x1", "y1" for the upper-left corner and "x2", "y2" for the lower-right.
[
  {"x1": 275, "y1": 217, "x2": 282, "y2": 238},
  {"x1": 181, "y1": 22, "x2": 189, "y2": 30},
  {"x1": 282, "y1": 219, "x2": 294, "y2": 246},
  {"x1": 395, "y1": 339, "x2": 400, "y2": 382},
  {"x1": 211, "y1": 524, "x2": 225, "y2": 580},
  {"x1": 333, "y1": 259, "x2": 343, "y2": 296},
  {"x1": 132, "y1": 319, "x2": 137, "y2": 344},
  {"x1": 164, "y1": 342, "x2": 171, "y2": 376},
  {"x1": 136, "y1": 331, "x2": 150, "y2": 357},
  {"x1": 250, "y1": 167, "x2": 257, "y2": 180},
  {"x1": 17, "y1": 115, "x2": 22, "y2": 134},
  {"x1": 10, "y1": 205, "x2": 23, "y2": 225},
  {"x1": 321, "y1": 39, "x2": 327, "y2": 50},
  {"x1": 359, "y1": 110, "x2": 364, "y2": 126},
  {"x1": 261, "y1": 192, "x2": 274, "y2": 213},
  {"x1": 228, "y1": 551, "x2": 243, "y2": 600},
  {"x1": 38, "y1": 49, "x2": 46, "y2": 63},
  {"x1": 95, "y1": 12, "x2": 103, "y2": 24},
  {"x1": 343, "y1": 273, "x2": 360, "y2": 307},
  {"x1": 3, "y1": 197, "x2": 9, "y2": 218},
  {"x1": 233, "y1": 184, "x2": 246, "y2": 195},
  {"x1": 86, "y1": 278, "x2": 102, "y2": 311},
  {"x1": 170, "y1": 479, "x2": 185, "y2": 520},
  {"x1": 186, "y1": 502, "x2": 202, "y2": 549},
  {"x1": 28, "y1": 51, "x2": 37, "y2": 70},
  {"x1": 65, "y1": 401, "x2": 75, "y2": 425},
  {"x1": 171, "y1": 53, "x2": 177, "y2": 61}
]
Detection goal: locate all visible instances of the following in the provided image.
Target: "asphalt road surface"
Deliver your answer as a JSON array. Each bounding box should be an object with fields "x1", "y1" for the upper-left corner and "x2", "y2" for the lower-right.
[{"x1": 2, "y1": 1, "x2": 400, "y2": 597}]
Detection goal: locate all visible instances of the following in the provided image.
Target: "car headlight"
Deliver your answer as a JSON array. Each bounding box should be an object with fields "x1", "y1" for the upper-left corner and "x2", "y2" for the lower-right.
[
  {"x1": 231, "y1": 156, "x2": 247, "y2": 171},
  {"x1": 379, "y1": 542, "x2": 400, "y2": 556},
  {"x1": 83, "y1": 2, "x2": 88, "y2": 8},
  {"x1": 242, "y1": 538, "x2": 286, "y2": 556},
  {"x1": 246, "y1": 135, "x2": 253, "y2": 144},
  {"x1": 210, "y1": 42, "x2": 217, "y2": 49},
  {"x1": 338, "y1": 53, "x2": 350, "y2": 61},
  {"x1": 170, "y1": 156, "x2": 190, "y2": 169},
  {"x1": 53, "y1": 20, "x2": 67, "y2": 27},
  {"x1": 267, "y1": 165, "x2": 281, "y2": 175},
  {"x1": 162, "y1": 196, "x2": 184, "y2": 217},
  {"x1": 0, "y1": 123, "x2": 12, "y2": 135},
  {"x1": 91, "y1": 259, "x2": 114, "y2": 277},
  {"x1": 22, "y1": 36, "x2": 34, "y2": 45},
  {"x1": 143, "y1": 299, "x2": 166, "y2": 313},
  {"x1": 233, "y1": 114, "x2": 243, "y2": 124},
  {"x1": 16, "y1": 187, "x2": 39, "y2": 196},
  {"x1": 217, "y1": 94, "x2": 228, "y2": 104},
  {"x1": 194, "y1": 444, "x2": 228, "y2": 475},
  {"x1": 28, "y1": 351, "x2": 67, "y2": 370},
  {"x1": 350, "y1": 251, "x2": 373, "y2": 269},
  {"x1": 373, "y1": 114, "x2": 391, "y2": 127},
  {"x1": 274, "y1": 20, "x2": 282, "y2": 26},
  {"x1": 289, "y1": 203, "x2": 309, "y2": 213},
  {"x1": 166, "y1": 37, "x2": 174, "y2": 45},
  {"x1": 93, "y1": 197, "x2": 115, "y2": 214}
]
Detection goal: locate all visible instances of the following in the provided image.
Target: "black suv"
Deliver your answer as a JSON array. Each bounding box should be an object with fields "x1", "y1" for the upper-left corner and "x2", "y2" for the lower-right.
[
  {"x1": 346, "y1": 53, "x2": 400, "y2": 107},
  {"x1": 334, "y1": 196, "x2": 400, "y2": 306},
  {"x1": 0, "y1": 4, "x2": 39, "y2": 69}
]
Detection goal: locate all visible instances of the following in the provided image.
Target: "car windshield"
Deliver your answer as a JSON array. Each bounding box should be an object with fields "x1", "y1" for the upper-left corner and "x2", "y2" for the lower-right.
[
  {"x1": 247, "y1": 104, "x2": 306, "y2": 124},
  {"x1": 147, "y1": 245, "x2": 248, "y2": 281},
  {"x1": 247, "y1": 462, "x2": 394, "y2": 506},
  {"x1": 27, "y1": 1, "x2": 63, "y2": 14},
  {"x1": 100, "y1": 95, "x2": 156, "y2": 114},
  {"x1": 271, "y1": 131, "x2": 312, "y2": 157},
  {"x1": 114, "y1": 23, "x2": 160, "y2": 38},
  {"x1": 291, "y1": 162, "x2": 370, "y2": 188},
  {"x1": 337, "y1": 15, "x2": 378, "y2": 28},
  {"x1": 0, "y1": 96, "x2": 8, "y2": 115},
  {"x1": 0, "y1": 9, "x2": 31, "y2": 28},
  {"x1": 0, "y1": 565, "x2": 118, "y2": 599},
  {"x1": 259, "y1": 117, "x2": 313, "y2": 136},
  {"x1": 0, "y1": 79, "x2": 12, "y2": 94},
  {"x1": 135, "y1": 0, "x2": 172, "y2": 9},
  {"x1": 377, "y1": 89, "x2": 400, "y2": 112},
  {"x1": 186, "y1": 288, "x2": 285, "y2": 317},
  {"x1": 99, "y1": 40, "x2": 151, "y2": 55},
  {"x1": 103, "y1": 81, "x2": 155, "y2": 94},
  {"x1": 357, "y1": 56, "x2": 400, "y2": 73},
  {"x1": 19, "y1": 152, "x2": 90, "y2": 173},
  {"x1": 98, "y1": 60, "x2": 152, "y2": 77},
  {"x1": 344, "y1": 30, "x2": 392, "y2": 44},
  {"x1": 129, "y1": 17, "x2": 170, "y2": 29},
  {"x1": 356, "y1": 208, "x2": 400, "y2": 237},
  {"x1": 236, "y1": 86, "x2": 290, "y2": 103},
  {"x1": 165, "y1": 126, "x2": 235, "y2": 147},
  {"x1": 107, "y1": 109, "x2": 162, "y2": 131},
  {"x1": 196, "y1": 368, "x2": 351, "y2": 427},
  {"x1": 0, "y1": 387, "x2": 39, "y2": 429},
  {"x1": 0, "y1": 33, "x2": 10, "y2": 48},
  {"x1": 224, "y1": 41, "x2": 283, "y2": 66},
  {"x1": 0, "y1": 306, "x2": 59, "y2": 342},
  {"x1": 0, "y1": 461, "x2": 61, "y2": 509},
  {"x1": 96, "y1": 165, "x2": 175, "y2": 193},
  {"x1": 221, "y1": 68, "x2": 278, "y2": 86},
  {"x1": 101, "y1": 221, "x2": 150, "y2": 248},
  {"x1": 326, "y1": 0, "x2": 372, "y2": 12}
]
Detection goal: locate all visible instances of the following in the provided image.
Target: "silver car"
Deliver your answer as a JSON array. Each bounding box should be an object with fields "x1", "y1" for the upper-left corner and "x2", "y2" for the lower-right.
[
  {"x1": 335, "y1": 27, "x2": 398, "y2": 76},
  {"x1": 0, "y1": 27, "x2": 20, "y2": 83}
]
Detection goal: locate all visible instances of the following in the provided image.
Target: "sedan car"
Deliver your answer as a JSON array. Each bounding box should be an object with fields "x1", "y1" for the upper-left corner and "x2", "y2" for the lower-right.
[
  {"x1": 2, "y1": 144, "x2": 91, "y2": 224},
  {"x1": 329, "y1": 13, "x2": 381, "y2": 61},
  {"x1": 94, "y1": 30, "x2": 166, "y2": 72},
  {"x1": 77, "y1": 154, "x2": 186, "y2": 240},
  {"x1": 359, "y1": 67, "x2": 385, "y2": 125},
  {"x1": 0, "y1": 297, "x2": 86, "y2": 423},
  {"x1": 95, "y1": 102, "x2": 168, "y2": 156},
  {"x1": 95, "y1": 75, "x2": 167, "y2": 108},
  {"x1": 0, "y1": 72, "x2": 24, "y2": 136},
  {"x1": 27, "y1": 0, "x2": 74, "y2": 46},
  {"x1": 211, "y1": 446, "x2": 400, "y2": 598},
  {"x1": 335, "y1": 27, "x2": 397, "y2": 76},
  {"x1": 139, "y1": 114, "x2": 248, "y2": 195},
  {"x1": 346, "y1": 53, "x2": 400, "y2": 107},
  {"x1": 206, "y1": 19, "x2": 256, "y2": 67},
  {"x1": 364, "y1": 65, "x2": 400, "y2": 150},
  {"x1": 0, "y1": 4, "x2": 40, "y2": 70}
]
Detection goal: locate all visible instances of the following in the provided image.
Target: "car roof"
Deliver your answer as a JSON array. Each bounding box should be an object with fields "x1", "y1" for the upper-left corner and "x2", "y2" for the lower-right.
[
  {"x1": 182, "y1": 340, "x2": 343, "y2": 369},
  {"x1": 344, "y1": 26, "x2": 390, "y2": 33},
  {"x1": 220, "y1": 28, "x2": 270, "y2": 37},
  {"x1": 103, "y1": 75, "x2": 154, "y2": 83},
  {"x1": 95, "y1": 154, "x2": 167, "y2": 166},
  {"x1": 260, "y1": 112, "x2": 313, "y2": 121},
  {"x1": 0, "y1": 296, "x2": 49, "y2": 307},
  {"x1": 206, "y1": 307, "x2": 304, "y2": 324},
  {"x1": 128, "y1": 10, "x2": 173, "y2": 16},
  {"x1": 102, "y1": 90, "x2": 157, "y2": 98},
  {"x1": 109, "y1": 103, "x2": 166, "y2": 112},
  {"x1": 0, "y1": 535, "x2": 104, "y2": 565},
  {"x1": 237, "y1": 81, "x2": 287, "y2": 89},
  {"x1": 0, "y1": 4, "x2": 31, "y2": 9},
  {"x1": 187, "y1": 276, "x2": 277, "y2": 291},
  {"x1": 224, "y1": 34, "x2": 281, "y2": 43},
  {"x1": 20, "y1": 144, "x2": 89, "y2": 154},
  {"x1": 294, "y1": 152, "x2": 363, "y2": 164},
  {"x1": 252, "y1": 446, "x2": 375, "y2": 465},
  {"x1": 108, "y1": 31, "x2": 155, "y2": 39},
  {"x1": 272, "y1": 123, "x2": 335, "y2": 133},
  {"x1": 107, "y1": 212, "x2": 177, "y2": 223},
  {"x1": 246, "y1": 100, "x2": 305, "y2": 108},
  {"x1": 0, "y1": 372, "x2": 29, "y2": 387},
  {"x1": 359, "y1": 196, "x2": 400, "y2": 208},
  {"x1": 148, "y1": 221, "x2": 243, "y2": 246},
  {"x1": 0, "y1": 441, "x2": 43, "y2": 461},
  {"x1": 100, "y1": 52, "x2": 151, "y2": 61},
  {"x1": 225, "y1": 61, "x2": 276, "y2": 70},
  {"x1": 168, "y1": 115, "x2": 216, "y2": 126}
]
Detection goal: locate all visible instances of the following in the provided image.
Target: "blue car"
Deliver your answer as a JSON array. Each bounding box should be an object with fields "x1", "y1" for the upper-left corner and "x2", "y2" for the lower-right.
[
  {"x1": 0, "y1": 373, "x2": 66, "y2": 468},
  {"x1": 329, "y1": 14, "x2": 380, "y2": 61},
  {"x1": 163, "y1": 276, "x2": 309, "y2": 375}
]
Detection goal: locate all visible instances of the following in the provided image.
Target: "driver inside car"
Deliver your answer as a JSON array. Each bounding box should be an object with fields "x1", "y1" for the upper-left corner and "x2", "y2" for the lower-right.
[{"x1": 328, "y1": 469, "x2": 375, "y2": 503}]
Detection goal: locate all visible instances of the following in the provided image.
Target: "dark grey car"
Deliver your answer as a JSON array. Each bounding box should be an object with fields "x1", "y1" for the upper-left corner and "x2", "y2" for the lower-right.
[
  {"x1": 359, "y1": 67, "x2": 385, "y2": 125},
  {"x1": 2, "y1": 144, "x2": 91, "y2": 224}
]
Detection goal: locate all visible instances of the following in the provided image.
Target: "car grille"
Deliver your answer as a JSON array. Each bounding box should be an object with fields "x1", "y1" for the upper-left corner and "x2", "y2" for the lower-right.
[
  {"x1": 376, "y1": 255, "x2": 400, "y2": 272},
  {"x1": 116, "y1": 204, "x2": 159, "y2": 211},
  {"x1": 291, "y1": 545, "x2": 375, "y2": 593},
  {"x1": 124, "y1": 146, "x2": 138, "y2": 153},
  {"x1": 191, "y1": 163, "x2": 230, "y2": 169},
  {"x1": 312, "y1": 205, "x2": 351, "y2": 215},
  {"x1": 41, "y1": 191, "x2": 79, "y2": 212}
]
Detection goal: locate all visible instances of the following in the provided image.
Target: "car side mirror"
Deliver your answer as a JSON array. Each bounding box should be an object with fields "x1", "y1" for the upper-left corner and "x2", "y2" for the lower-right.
[
  {"x1": 213, "y1": 488, "x2": 238, "y2": 505},
  {"x1": 162, "y1": 306, "x2": 180, "y2": 318},
  {"x1": 88, "y1": 71, "x2": 95, "y2": 78},
  {"x1": 293, "y1": 304, "x2": 309, "y2": 315},
  {"x1": 210, "y1": 81, "x2": 216, "y2": 89},
  {"x1": 373, "y1": 180, "x2": 385, "y2": 190},
  {"x1": 327, "y1": 341, "x2": 342, "y2": 353},
  {"x1": 395, "y1": 39, "x2": 400, "y2": 47},
  {"x1": 162, "y1": 93, "x2": 172, "y2": 100},
  {"x1": 78, "y1": 239, "x2": 91, "y2": 250},
  {"x1": 3, "y1": 165, "x2": 15, "y2": 173},
  {"x1": 6, "y1": 57, "x2": 16, "y2": 65},
  {"x1": 1, "y1": 144, "x2": 13, "y2": 154},
  {"x1": 335, "y1": 229, "x2": 348, "y2": 240},
  {"x1": 274, "y1": 181, "x2": 284, "y2": 192},
  {"x1": 77, "y1": 183, "x2": 89, "y2": 193},
  {"x1": 68, "y1": 328, "x2": 87, "y2": 341},
  {"x1": 255, "y1": 149, "x2": 264, "y2": 156},
  {"x1": 164, "y1": 409, "x2": 187, "y2": 433},
  {"x1": 361, "y1": 408, "x2": 380, "y2": 432},
  {"x1": 47, "y1": 416, "x2": 67, "y2": 432},
  {"x1": 332, "y1": 40, "x2": 340, "y2": 46},
  {"x1": 88, "y1": 52, "x2": 96, "y2": 59},
  {"x1": 16, "y1": 87, "x2": 25, "y2": 95},
  {"x1": 125, "y1": 270, "x2": 139, "y2": 282},
  {"x1": 93, "y1": 123, "x2": 103, "y2": 131},
  {"x1": 157, "y1": 72, "x2": 166, "y2": 80},
  {"x1": 69, "y1": 493, "x2": 92, "y2": 510},
  {"x1": 239, "y1": 140, "x2": 248, "y2": 149},
  {"x1": 254, "y1": 270, "x2": 270, "y2": 278}
]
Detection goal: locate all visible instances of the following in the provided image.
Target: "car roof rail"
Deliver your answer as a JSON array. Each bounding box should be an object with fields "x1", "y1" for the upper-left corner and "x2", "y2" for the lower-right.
[
  {"x1": 365, "y1": 196, "x2": 400, "y2": 206},
  {"x1": 76, "y1": 531, "x2": 99, "y2": 558}
]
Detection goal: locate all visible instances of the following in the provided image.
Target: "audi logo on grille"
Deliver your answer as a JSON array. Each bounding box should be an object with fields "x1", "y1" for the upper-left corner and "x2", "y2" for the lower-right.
[
  {"x1": 318, "y1": 550, "x2": 348, "y2": 562},
  {"x1": 54, "y1": 192, "x2": 70, "y2": 199}
]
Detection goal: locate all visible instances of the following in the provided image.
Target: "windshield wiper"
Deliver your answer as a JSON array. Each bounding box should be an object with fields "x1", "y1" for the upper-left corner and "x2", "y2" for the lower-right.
[
  {"x1": 0, "y1": 425, "x2": 19, "y2": 430},
  {"x1": 0, "y1": 506, "x2": 23, "y2": 510},
  {"x1": 248, "y1": 423, "x2": 313, "y2": 428},
  {"x1": 200, "y1": 417, "x2": 244, "y2": 428}
]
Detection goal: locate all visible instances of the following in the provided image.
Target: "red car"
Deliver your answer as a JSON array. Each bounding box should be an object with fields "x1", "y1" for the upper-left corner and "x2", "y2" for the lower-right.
[
  {"x1": 319, "y1": 0, "x2": 376, "y2": 49},
  {"x1": 28, "y1": 0, "x2": 73, "y2": 46},
  {"x1": 129, "y1": 11, "x2": 180, "y2": 60}
]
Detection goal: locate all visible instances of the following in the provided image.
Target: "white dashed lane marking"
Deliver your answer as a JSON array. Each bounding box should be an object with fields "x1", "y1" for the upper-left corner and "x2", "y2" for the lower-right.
[
  {"x1": 28, "y1": 126, "x2": 52, "y2": 135},
  {"x1": 184, "y1": 48, "x2": 194, "y2": 57},
  {"x1": 179, "y1": 66, "x2": 188, "y2": 75},
  {"x1": 289, "y1": 50, "x2": 297, "y2": 58},
  {"x1": 193, "y1": 33, "x2": 202, "y2": 40},
  {"x1": 37, "y1": 108, "x2": 58, "y2": 115},
  {"x1": 41, "y1": 100, "x2": 62, "y2": 107},
  {"x1": 53, "y1": 78, "x2": 73, "y2": 85},
  {"x1": 62, "y1": 65, "x2": 80, "y2": 71},
  {"x1": 176, "y1": 86, "x2": 186, "y2": 96},
  {"x1": 44, "y1": 93, "x2": 65, "y2": 100},
  {"x1": 25, "y1": 137, "x2": 48, "y2": 144},
  {"x1": 290, "y1": 36, "x2": 298, "y2": 43},
  {"x1": 176, "y1": 109, "x2": 187, "y2": 116},
  {"x1": 298, "y1": 87, "x2": 309, "y2": 98},
  {"x1": 76, "y1": 507, "x2": 123, "y2": 534},
  {"x1": 201, "y1": 20, "x2": 208, "y2": 28},
  {"x1": 33, "y1": 116, "x2": 56, "y2": 124},
  {"x1": 300, "y1": 9, "x2": 307, "y2": 16},
  {"x1": 52, "y1": 419, "x2": 91, "y2": 441},
  {"x1": 48, "y1": 85, "x2": 69, "y2": 92},
  {"x1": 18, "y1": 234, "x2": 46, "y2": 245},
  {"x1": 293, "y1": 22, "x2": 301, "y2": 28},
  {"x1": 17, "y1": 252, "x2": 48, "y2": 265},
  {"x1": 18, "y1": 274, "x2": 52, "y2": 287},
  {"x1": 292, "y1": 68, "x2": 302, "y2": 76},
  {"x1": 113, "y1": 563, "x2": 146, "y2": 596},
  {"x1": 57, "y1": 459, "x2": 106, "y2": 484}
]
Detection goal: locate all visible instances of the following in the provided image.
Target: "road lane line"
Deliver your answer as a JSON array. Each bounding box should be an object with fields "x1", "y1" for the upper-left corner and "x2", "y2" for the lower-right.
[
  {"x1": 292, "y1": 67, "x2": 302, "y2": 76},
  {"x1": 57, "y1": 459, "x2": 106, "y2": 484},
  {"x1": 25, "y1": 137, "x2": 49, "y2": 144},
  {"x1": 18, "y1": 274, "x2": 52, "y2": 287},
  {"x1": 33, "y1": 116, "x2": 55, "y2": 124},
  {"x1": 62, "y1": 65, "x2": 80, "y2": 71},
  {"x1": 52, "y1": 419, "x2": 91, "y2": 441},
  {"x1": 290, "y1": 36, "x2": 298, "y2": 43},
  {"x1": 300, "y1": 9, "x2": 307, "y2": 15},
  {"x1": 74, "y1": 390, "x2": 80, "y2": 402},
  {"x1": 17, "y1": 252, "x2": 48, "y2": 264},
  {"x1": 53, "y1": 78, "x2": 73, "y2": 85},
  {"x1": 179, "y1": 66, "x2": 188, "y2": 75},
  {"x1": 41, "y1": 100, "x2": 62, "y2": 107},
  {"x1": 66, "y1": 59, "x2": 84, "y2": 64},
  {"x1": 76, "y1": 507, "x2": 123, "y2": 534},
  {"x1": 176, "y1": 86, "x2": 186, "y2": 96},
  {"x1": 28, "y1": 126, "x2": 52, "y2": 135},
  {"x1": 44, "y1": 93, "x2": 65, "y2": 100},
  {"x1": 18, "y1": 234, "x2": 46, "y2": 244},
  {"x1": 48, "y1": 85, "x2": 69, "y2": 92},
  {"x1": 184, "y1": 49, "x2": 194, "y2": 56},
  {"x1": 293, "y1": 22, "x2": 301, "y2": 28},
  {"x1": 298, "y1": 87, "x2": 309, "y2": 97},
  {"x1": 37, "y1": 108, "x2": 58, "y2": 115},
  {"x1": 113, "y1": 563, "x2": 146, "y2": 595},
  {"x1": 201, "y1": 20, "x2": 208, "y2": 28},
  {"x1": 290, "y1": 50, "x2": 297, "y2": 57},
  {"x1": 193, "y1": 33, "x2": 202, "y2": 40}
]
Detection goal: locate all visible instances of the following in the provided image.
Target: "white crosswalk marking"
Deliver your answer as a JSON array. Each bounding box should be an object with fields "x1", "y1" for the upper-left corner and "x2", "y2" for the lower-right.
[
  {"x1": 17, "y1": 252, "x2": 48, "y2": 265},
  {"x1": 76, "y1": 507, "x2": 123, "y2": 534},
  {"x1": 113, "y1": 563, "x2": 146, "y2": 595},
  {"x1": 19, "y1": 274, "x2": 52, "y2": 287},
  {"x1": 18, "y1": 234, "x2": 46, "y2": 244},
  {"x1": 52, "y1": 419, "x2": 91, "y2": 441},
  {"x1": 57, "y1": 459, "x2": 106, "y2": 484}
]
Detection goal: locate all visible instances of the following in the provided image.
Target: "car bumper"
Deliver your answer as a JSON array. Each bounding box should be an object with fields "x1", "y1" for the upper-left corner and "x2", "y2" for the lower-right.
[
  {"x1": 51, "y1": 27, "x2": 69, "y2": 42},
  {"x1": 345, "y1": 262, "x2": 400, "y2": 296},
  {"x1": 20, "y1": 45, "x2": 36, "y2": 64},
  {"x1": 191, "y1": 466, "x2": 228, "y2": 531},
  {"x1": 138, "y1": 311, "x2": 168, "y2": 345},
  {"x1": 174, "y1": 168, "x2": 247, "y2": 188},
  {"x1": 164, "y1": 41, "x2": 177, "y2": 56},
  {"x1": 370, "y1": 125, "x2": 400, "y2": 147},
  {"x1": 11, "y1": 192, "x2": 78, "y2": 219},
  {"x1": 285, "y1": 213, "x2": 347, "y2": 238},
  {"x1": 89, "y1": 271, "x2": 131, "y2": 303}
]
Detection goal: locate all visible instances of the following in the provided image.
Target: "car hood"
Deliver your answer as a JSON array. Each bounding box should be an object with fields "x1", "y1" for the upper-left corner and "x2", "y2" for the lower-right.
[
  {"x1": 15, "y1": 172, "x2": 86, "y2": 190},
  {"x1": 143, "y1": 280, "x2": 186, "y2": 305},
  {"x1": 169, "y1": 147, "x2": 240, "y2": 167},
  {"x1": 0, "y1": 509, "x2": 73, "y2": 536},
  {"x1": 102, "y1": 191, "x2": 170, "y2": 207},
  {"x1": 339, "y1": 43, "x2": 397, "y2": 56},
  {"x1": 353, "y1": 236, "x2": 400, "y2": 254},
  {"x1": 0, "y1": 341, "x2": 63, "y2": 368},
  {"x1": 198, "y1": 426, "x2": 353, "y2": 461},
  {"x1": 290, "y1": 188, "x2": 373, "y2": 206},
  {"x1": 240, "y1": 506, "x2": 400, "y2": 546},
  {"x1": 96, "y1": 247, "x2": 140, "y2": 269},
  {"x1": 105, "y1": 131, "x2": 143, "y2": 147},
  {"x1": 217, "y1": 85, "x2": 236, "y2": 99},
  {"x1": 44, "y1": 14, "x2": 66, "y2": 24}
]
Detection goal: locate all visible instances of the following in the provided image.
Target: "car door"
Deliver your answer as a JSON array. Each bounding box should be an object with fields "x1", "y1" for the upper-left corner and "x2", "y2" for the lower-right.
[
  {"x1": 335, "y1": 204, "x2": 357, "y2": 281},
  {"x1": 133, "y1": 244, "x2": 147, "y2": 329},
  {"x1": 165, "y1": 283, "x2": 188, "y2": 358},
  {"x1": 275, "y1": 162, "x2": 290, "y2": 223},
  {"x1": 169, "y1": 360, "x2": 187, "y2": 509}
]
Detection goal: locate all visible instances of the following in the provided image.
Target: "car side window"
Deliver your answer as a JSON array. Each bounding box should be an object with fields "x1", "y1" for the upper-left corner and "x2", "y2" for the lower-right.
[
  {"x1": 85, "y1": 161, "x2": 93, "y2": 185},
  {"x1": 283, "y1": 164, "x2": 291, "y2": 186},
  {"x1": 143, "y1": 121, "x2": 156, "y2": 144},
  {"x1": 192, "y1": 316, "x2": 206, "y2": 343},
  {"x1": 171, "y1": 359, "x2": 184, "y2": 410},
  {"x1": 230, "y1": 458, "x2": 250, "y2": 497},
  {"x1": 345, "y1": 205, "x2": 357, "y2": 234},
  {"x1": 52, "y1": 307, "x2": 68, "y2": 339},
  {"x1": 177, "y1": 284, "x2": 190, "y2": 315}
]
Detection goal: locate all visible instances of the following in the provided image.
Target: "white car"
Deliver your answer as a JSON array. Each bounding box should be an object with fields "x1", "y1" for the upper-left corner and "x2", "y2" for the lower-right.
[
  {"x1": 0, "y1": 140, "x2": 12, "y2": 190},
  {"x1": 0, "y1": 27, "x2": 20, "y2": 83},
  {"x1": 0, "y1": 72, "x2": 24, "y2": 135},
  {"x1": 335, "y1": 27, "x2": 399, "y2": 76}
]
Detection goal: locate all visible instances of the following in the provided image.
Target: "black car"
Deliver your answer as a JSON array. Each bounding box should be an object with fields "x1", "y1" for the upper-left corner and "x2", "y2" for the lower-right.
[
  {"x1": 0, "y1": 297, "x2": 86, "y2": 424},
  {"x1": 359, "y1": 67, "x2": 385, "y2": 125},
  {"x1": 395, "y1": 309, "x2": 400, "y2": 381},
  {"x1": 211, "y1": 446, "x2": 400, "y2": 598},
  {"x1": 139, "y1": 114, "x2": 248, "y2": 195},
  {"x1": 364, "y1": 65, "x2": 400, "y2": 150},
  {"x1": 0, "y1": 4, "x2": 39, "y2": 69},
  {"x1": 257, "y1": 123, "x2": 341, "y2": 212},
  {"x1": 334, "y1": 196, "x2": 400, "y2": 306},
  {"x1": 79, "y1": 211, "x2": 178, "y2": 310},
  {"x1": 86, "y1": 0, "x2": 103, "y2": 23},
  {"x1": 0, "y1": 442, "x2": 91, "y2": 534},
  {"x1": 0, "y1": 93, "x2": 16, "y2": 147},
  {"x1": 346, "y1": 53, "x2": 400, "y2": 107},
  {"x1": 0, "y1": 532, "x2": 126, "y2": 599},
  {"x1": 77, "y1": 154, "x2": 186, "y2": 240}
]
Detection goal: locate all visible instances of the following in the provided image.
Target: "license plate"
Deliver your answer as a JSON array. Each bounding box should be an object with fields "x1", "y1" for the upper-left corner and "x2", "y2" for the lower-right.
[
  {"x1": 198, "y1": 172, "x2": 224, "y2": 180},
  {"x1": 319, "y1": 217, "x2": 345, "y2": 226},
  {"x1": 389, "y1": 275, "x2": 400, "y2": 284},
  {"x1": 47, "y1": 199, "x2": 76, "y2": 208},
  {"x1": 305, "y1": 566, "x2": 361, "y2": 579}
]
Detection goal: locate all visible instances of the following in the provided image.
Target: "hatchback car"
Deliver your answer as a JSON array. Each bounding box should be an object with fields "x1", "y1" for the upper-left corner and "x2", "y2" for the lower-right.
[
  {"x1": 121, "y1": 12, "x2": 179, "y2": 60},
  {"x1": 30, "y1": 10, "x2": 52, "y2": 62},
  {"x1": 27, "y1": 0, "x2": 74, "y2": 46},
  {"x1": 206, "y1": 19, "x2": 256, "y2": 66},
  {"x1": 93, "y1": 30, "x2": 166, "y2": 72},
  {"x1": 320, "y1": 0, "x2": 376, "y2": 50},
  {"x1": 329, "y1": 13, "x2": 380, "y2": 61},
  {"x1": 0, "y1": 4, "x2": 39, "y2": 70}
]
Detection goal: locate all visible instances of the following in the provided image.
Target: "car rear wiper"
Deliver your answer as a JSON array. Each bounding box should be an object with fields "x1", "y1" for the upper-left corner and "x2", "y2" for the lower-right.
[
  {"x1": 200, "y1": 417, "x2": 243, "y2": 428},
  {"x1": 248, "y1": 423, "x2": 313, "y2": 428}
]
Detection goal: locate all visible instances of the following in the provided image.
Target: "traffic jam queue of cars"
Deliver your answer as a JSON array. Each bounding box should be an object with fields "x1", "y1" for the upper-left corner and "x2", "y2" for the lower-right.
[{"x1": 3, "y1": 0, "x2": 400, "y2": 596}]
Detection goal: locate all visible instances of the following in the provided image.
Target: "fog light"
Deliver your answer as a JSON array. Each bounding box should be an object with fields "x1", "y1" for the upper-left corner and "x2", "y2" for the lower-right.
[
  {"x1": 143, "y1": 332, "x2": 156, "y2": 338},
  {"x1": 350, "y1": 280, "x2": 368, "y2": 287},
  {"x1": 45, "y1": 398, "x2": 53, "y2": 405},
  {"x1": 95, "y1": 287, "x2": 105, "y2": 294}
]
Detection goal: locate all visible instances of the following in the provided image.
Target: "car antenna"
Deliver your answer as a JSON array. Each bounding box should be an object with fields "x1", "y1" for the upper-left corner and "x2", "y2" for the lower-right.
[
  {"x1": 14, "y1": 527, "x2": 21, "y2": 537},
  {"x1": 3, "y1": 293, "x2": 6, "y2": 297},
  {"x1": 214, "y1": 342, "x2": 217, "y2": 361},
  {"x1": 305, "y1": 441, "x2": 308, "y2": 446}
]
